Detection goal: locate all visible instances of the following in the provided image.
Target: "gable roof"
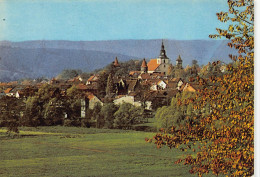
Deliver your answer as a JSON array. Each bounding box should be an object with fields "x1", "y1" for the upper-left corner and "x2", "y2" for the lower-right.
[
  {"x1": 167, "y1": 81, "x2": 178, "y2": 89},
  {"x1": 129, "y1": 71, "x2": 141, "y2": 76},
  {"x1": 4, "y1": 88, "x2": 13, "y2": 94},
  {"x1": 141, "y1": 58, "x2": 148, "y2": 68},
  {"x1": 87, "y1": 93, "x2": 95, "y2": 100},
  {"x1": 171, "y1": 77, "x2": 183, "y2": 82},
  {"x1": 147, "y1": 59, "x2": 160, "y2": 71},
  {"x1": 139, "y1": 73, "x2": 150, "y2": 80},
  {"x1": 126, "y1": 80, "x2": 138, "y2": 91},
  {"x1": 87, "y1": 75, "x2": 99, "y2": 82},
  {"x1": 77, "y1": 84, "x2": 88, "y2": 90},
  {"x1": 183, "y1": 83, "x2": 197, "y2": 92}
]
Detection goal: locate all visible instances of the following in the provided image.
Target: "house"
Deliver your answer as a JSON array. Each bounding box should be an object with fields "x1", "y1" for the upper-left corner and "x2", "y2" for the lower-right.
[
  {"x1": 138, "y1": 73, "x2": 150, "y2": 80},
  {"x1": 126, "y1": 79, "x2": 140, "y2": 94},
  {"x1": 49, "y1": 78, "x2": 60, "y2": 85},
  {"x1": 176, "y1": 78, "x2": 184, "y2": 90},
  {"x1": 115, "y1": 79, "x2": 128, "y2": 95},
  {"x1": 86, "y1": 75, "x2": 99, "y2": 85},
  {"x1": 182, "y1": 83, "x2": 196, "y2": 92},
  {"x1": 157, "y1": 80, "x2": 167, "y2": 90},
  {"x1": 77, "y1": 84, "x2": 88, "y2": 91},
  {"x1": 150, "y1": 84, "x2": 158, "y2": 91},
  {"x1": 15, "y1": 91, "x2": 24, "y2": 98},
  {"x1": 113, "y1": 94, "x2": 152, "y2": 110},
  {"x1": 67, "y1": 77, "x2": 82, "y2": 85},
  {"x1": 87, "y1": 93, "x2": 103, "y2": 109},
  {"x1": 4, "y1": 88, "x2": 15, "y2": 97}
]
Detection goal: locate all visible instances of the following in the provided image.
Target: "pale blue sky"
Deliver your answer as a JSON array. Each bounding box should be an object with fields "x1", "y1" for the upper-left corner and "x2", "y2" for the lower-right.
[{"x1": 0, "y1": 0, "x2": 229, "y2": 41}]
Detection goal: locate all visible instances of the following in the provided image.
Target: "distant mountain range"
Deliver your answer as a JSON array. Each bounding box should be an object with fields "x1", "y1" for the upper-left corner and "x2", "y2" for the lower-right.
[{"x1": 0, "y1": 39, "x2": 238, "y2": 81}]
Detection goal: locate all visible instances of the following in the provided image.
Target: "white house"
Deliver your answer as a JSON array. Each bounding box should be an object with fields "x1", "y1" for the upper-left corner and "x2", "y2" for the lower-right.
[
  {"x1": 157, "y1": 80, "x2": 167, "y2": 90},
  {"x1": 113, "y1": 95, "x2": 152, "y2": 110}
]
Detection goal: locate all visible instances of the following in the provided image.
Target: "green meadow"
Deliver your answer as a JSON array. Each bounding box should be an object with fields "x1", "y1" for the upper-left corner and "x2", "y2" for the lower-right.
[{"x1": 0, "y1": 126, "x2": 198, "y2": 177}]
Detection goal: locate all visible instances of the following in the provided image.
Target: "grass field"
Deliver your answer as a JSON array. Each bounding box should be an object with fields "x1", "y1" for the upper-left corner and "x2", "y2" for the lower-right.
[{"x1": 0, "y1": 126, "x2": 199, "y2": 177}]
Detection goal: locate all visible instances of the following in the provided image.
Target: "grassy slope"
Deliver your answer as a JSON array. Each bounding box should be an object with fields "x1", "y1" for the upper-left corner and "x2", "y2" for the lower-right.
[{"x1": 0, "y1": 126, "x2": 198, "y2": 177}]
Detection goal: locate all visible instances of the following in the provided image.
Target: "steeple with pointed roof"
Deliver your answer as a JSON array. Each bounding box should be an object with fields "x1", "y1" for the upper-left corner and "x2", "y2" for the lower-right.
[
  {"x1": 176, "y1": 55, "x2": 183, "y2": 69},
  {"x1": 159, "y1": 40, "x2": 169, "y2": 59},
  {"x1": 113, "y1": 57, "x2": 120, "y2": 67},
  {"x1": 141, "y1": 58, "x2": 148, "y2": 73}
]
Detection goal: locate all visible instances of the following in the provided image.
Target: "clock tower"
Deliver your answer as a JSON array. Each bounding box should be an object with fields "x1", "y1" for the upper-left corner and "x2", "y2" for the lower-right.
[{"x1": 157, "y1": 40, "x2": 169, "y2": 64}]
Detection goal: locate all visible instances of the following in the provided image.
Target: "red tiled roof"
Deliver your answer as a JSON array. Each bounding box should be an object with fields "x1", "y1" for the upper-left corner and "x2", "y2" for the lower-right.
[
  {"x1": 147, "y1": 59, "x2": 160, "y2": 71},
  {"x1": 129, "y1": 71, "x2": 141, "y2": 76},
  {"x1": 139, "y1": 73, "x2": 150, "y2": 80},
  {"x1": 87, "y1": 94, "x2": 95, "y2": 100},
  {"x1": 88, "y1": 75, "x2": 99, "y2": 82},
  {"x1": 4, "y1": 88, "x2": 13, "y2": 94},
  {"x1": 77, "y1": 84, "x2": 88, "y2": 90},
  {"x1": 85, "y1": 92, "x2": 96, "y2": 100}
]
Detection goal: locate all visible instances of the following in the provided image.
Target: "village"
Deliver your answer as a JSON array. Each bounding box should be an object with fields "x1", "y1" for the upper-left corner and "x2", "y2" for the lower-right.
[
  {"x1": 0, "y1": 41, "x2": 224, "y2": 121},
  {"x1": 0, "y1": 0, "x2": 254, "y2": 176}
]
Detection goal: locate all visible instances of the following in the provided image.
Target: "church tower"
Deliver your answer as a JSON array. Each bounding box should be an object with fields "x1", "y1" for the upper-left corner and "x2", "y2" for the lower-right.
[
  {"x1": 176, "y1": 55, "x2": 183, "y2": 69},
  {"x1": 147, "y1": 40, "x2": 171, "y2": 75},
  {"x1": 157, "y1": 40, "x2": 169, "y2": 65},
  {"x1": 141, "y1": 58, "x2": 148, "y2": 73}
]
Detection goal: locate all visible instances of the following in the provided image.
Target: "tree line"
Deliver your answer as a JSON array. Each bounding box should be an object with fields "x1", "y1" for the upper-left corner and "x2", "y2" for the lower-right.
[{"x1": 0, "y1": 84, "x2": 147, "y2": 133}]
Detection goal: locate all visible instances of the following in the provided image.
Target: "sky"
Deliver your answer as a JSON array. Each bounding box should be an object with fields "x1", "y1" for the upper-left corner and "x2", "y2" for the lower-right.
[{"x1": 0, "y1": 0, "x2": 229, "y2": 41}]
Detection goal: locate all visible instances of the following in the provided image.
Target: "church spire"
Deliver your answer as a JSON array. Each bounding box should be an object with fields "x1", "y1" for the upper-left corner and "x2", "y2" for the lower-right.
[
  {"x1": 176, "y1": 55, "x2": 183, "y2": 69},
  {"x1": 113, "y1": 57, "x2": 120, "y2": 67},
  {"x1": 159, "y1": 40, "x2": 168, "y2": 59}
]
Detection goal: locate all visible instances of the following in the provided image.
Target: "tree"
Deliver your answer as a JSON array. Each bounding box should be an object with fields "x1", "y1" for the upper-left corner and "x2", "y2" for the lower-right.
[
  {"x1": 167, "y1": 64, "x2": 175, "y2": 76},
  {"x1": 64, "y1": 85, "x2": 82, "y2": 124},
  {"x1": 113, "y1": 103, "x2": 144, "y2": 129},
  {"x1": 106, "y1": 73, "x2": 115, "y2": 96},
  {"x1": 97, "y1": 71, "x2": 109, "y2": 98},
  {"x1": 149, "y1": 1, "x2": 254, "y2": 176},
  {"x1": 0, "y1": 96, "x2": 23, "y2": 136},
  {"x1": 43, "y1": 97, "x2": 64, "y2": 125},
  {"x1": 23, "y1": 96, "x2": 42, "y2": 126},
  {"x1": 23, "y1": 84, "x2": 64, "y2": 126},
  {"x1": 155, "y1": 92, "x2": 194, "y2": 129},
  {"x1": 100, "y1": 103, "x2": 118, "y2": 128},
  {"x1": 92, "y1": 103, "x2": 103, "y2": 128},
  {"x1": 56, "y1": 69, "x2": 82, "y2": 80}
]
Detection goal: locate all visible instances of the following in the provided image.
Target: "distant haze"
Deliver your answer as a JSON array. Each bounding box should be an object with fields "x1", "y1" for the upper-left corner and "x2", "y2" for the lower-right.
[{"x1": 0, "y1": 39, "x2": 237, "y2": 81}]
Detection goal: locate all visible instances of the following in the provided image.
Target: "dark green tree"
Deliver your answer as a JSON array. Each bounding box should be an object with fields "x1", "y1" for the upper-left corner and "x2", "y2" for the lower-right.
[
  {"x1": 106, "y1": 73, "x2": 115, "y2": 96},
  {"x1": 0, "y1": 96, "x2": 23, "y2": 136},
  {"x1": 100, "y1": 103, "x2": 118, "y2": 128},
  {"x1": 113, "y1": 103, "x2": 144, "y2": 129},
  {"x1": 97, "y1": 71, "x2": 109, "y2": 98}
]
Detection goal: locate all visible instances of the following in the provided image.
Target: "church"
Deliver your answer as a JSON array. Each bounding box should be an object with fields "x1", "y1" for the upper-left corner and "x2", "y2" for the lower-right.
[{"x1": 141, "y1": 41, "x2": 183, "y2": 75}]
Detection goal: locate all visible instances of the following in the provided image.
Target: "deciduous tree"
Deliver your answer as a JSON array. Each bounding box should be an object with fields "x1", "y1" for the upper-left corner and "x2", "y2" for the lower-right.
[{"x1": 149, "y1": 0, "x2": 254, "y2": 176}]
